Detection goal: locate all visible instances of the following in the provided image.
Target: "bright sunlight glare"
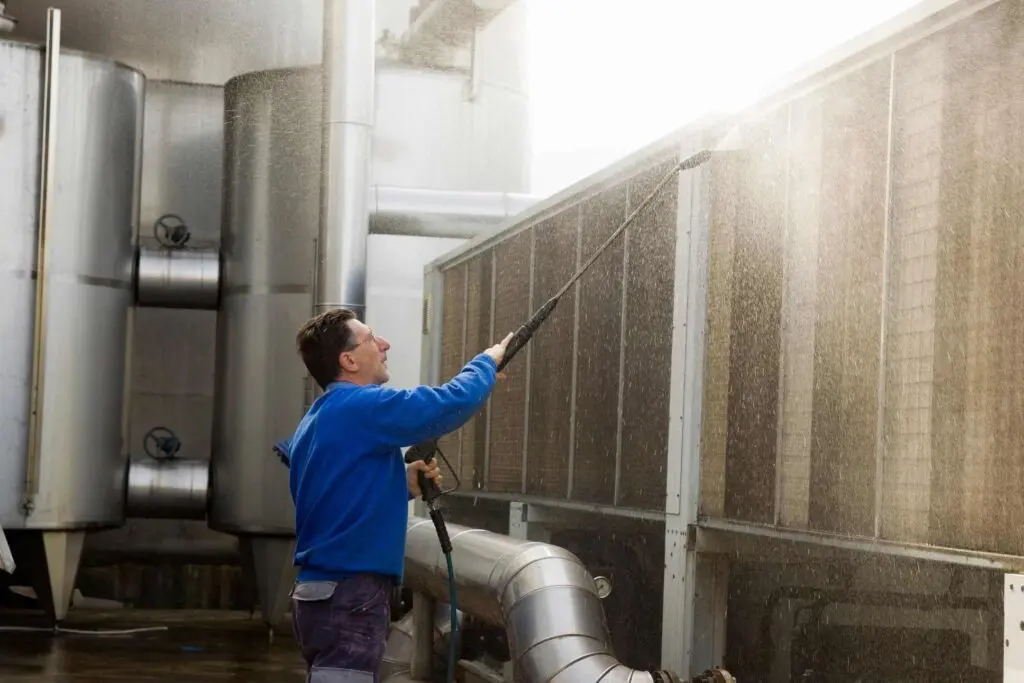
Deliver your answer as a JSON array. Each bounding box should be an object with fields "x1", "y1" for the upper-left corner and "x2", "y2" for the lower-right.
[{"x1": 526, "y1": 0, "x2": 926, "y2": 195}]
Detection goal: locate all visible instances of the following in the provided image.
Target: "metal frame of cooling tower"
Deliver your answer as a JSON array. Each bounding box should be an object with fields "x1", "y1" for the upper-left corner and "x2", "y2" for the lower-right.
[
  {"x1": 420, "y1": 0, "x2": 1024, "y2": 678},
  {"x1": 419, "y1": 123, "x2": 728, "y2": 676}
]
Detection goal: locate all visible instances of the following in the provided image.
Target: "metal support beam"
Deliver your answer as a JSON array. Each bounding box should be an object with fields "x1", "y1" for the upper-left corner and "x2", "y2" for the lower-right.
[
  {"x1": 508, "y1": 501, "x2": 552, "y2": 543},
  {"x1": 662, "y1": 140, "x2": 724, "y2": 677},
  {"x1": 410, "y1": 593, "x2": 436, "y2": 680}
]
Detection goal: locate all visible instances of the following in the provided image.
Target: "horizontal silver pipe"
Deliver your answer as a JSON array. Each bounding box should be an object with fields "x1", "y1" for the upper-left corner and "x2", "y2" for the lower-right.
[
  {"x1": 126, "y1": 457, "x2": 209, "y2": 520},
  {"x1": 369, "y1": 186, "x2": 541, "y2": 239},
  {"x1": 135, "y1": 245, "x2": 220, "y2": 310},
  {"x1": 404, "y1": 516, "x2": 680, "y2": 683}
]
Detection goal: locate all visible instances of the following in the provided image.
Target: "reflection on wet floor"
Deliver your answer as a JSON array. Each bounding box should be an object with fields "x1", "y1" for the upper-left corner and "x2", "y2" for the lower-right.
[{"x1": 0, "y1": 609, "x2": 307, "y2": 682}]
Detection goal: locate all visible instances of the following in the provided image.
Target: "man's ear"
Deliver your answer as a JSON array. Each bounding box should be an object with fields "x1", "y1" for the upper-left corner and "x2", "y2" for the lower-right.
[{"x1": 338, "y1": 351, "x2": 357, "y2": 373}]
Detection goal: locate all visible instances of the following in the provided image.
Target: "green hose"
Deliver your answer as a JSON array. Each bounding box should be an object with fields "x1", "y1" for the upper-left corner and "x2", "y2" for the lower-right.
[{"x1": 445, "y1": 552, "x2": 459, "y2": 683}]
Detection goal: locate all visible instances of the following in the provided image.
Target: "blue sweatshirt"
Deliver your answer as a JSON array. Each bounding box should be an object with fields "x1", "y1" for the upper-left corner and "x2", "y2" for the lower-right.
[{"x1": 281, "y1": 353, "x2": 498, "y2": 583}]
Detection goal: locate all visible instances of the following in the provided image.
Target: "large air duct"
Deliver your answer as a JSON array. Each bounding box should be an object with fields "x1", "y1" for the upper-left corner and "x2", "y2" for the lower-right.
[
  {"x1": 403, "y1": 516, "x2": 682, "y2": 683},
  {"x1": 368, "y1": 186, "x2": 540, "y2": 238},
  {"x1": 317, "y1": 0, "x2": 374, "y2": 318}
]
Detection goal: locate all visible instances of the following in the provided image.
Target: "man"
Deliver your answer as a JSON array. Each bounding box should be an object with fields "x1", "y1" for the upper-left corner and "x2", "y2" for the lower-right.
[{"x1": 279, "y1": 307, "x2": 511, "y2": 683}]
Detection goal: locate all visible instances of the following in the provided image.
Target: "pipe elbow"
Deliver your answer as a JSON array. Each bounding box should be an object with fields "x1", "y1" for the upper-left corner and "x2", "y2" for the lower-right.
[{"x1": 403, "y1": 516, "x2": 690, "y2": 682}]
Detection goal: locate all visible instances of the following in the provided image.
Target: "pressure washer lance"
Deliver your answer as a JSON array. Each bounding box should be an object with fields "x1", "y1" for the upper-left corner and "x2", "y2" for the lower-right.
[{"x1": 406, "y1": 145, "x2": 714, "y2": 682}]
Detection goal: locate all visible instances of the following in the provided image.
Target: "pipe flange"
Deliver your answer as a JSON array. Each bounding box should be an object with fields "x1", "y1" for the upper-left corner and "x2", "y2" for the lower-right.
[{"x1": 692, "y1": 668, "x2": 735, "y2": 683}]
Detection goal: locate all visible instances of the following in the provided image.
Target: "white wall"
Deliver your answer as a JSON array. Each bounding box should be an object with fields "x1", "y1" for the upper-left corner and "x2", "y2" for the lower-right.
[{"x1": 366, "y1": 235, "x2": 466, "y2": 389}]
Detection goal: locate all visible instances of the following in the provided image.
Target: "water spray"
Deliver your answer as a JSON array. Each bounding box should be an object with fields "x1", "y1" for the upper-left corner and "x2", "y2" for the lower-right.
[{"x1": 407, "y1": 144, "x2": 718, "y2": 682}]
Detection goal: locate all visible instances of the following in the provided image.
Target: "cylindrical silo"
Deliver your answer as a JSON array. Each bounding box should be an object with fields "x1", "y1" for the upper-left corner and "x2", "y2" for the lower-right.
[
  {"x1": 210, "y1": 4, "x2": 532, "y2": 624},
  {"x1": 210, "y1": 66, "x2": 321, "y2": 541},
  {"x1": 0, "y1": 33, "x2": 145, "y2": 619}
]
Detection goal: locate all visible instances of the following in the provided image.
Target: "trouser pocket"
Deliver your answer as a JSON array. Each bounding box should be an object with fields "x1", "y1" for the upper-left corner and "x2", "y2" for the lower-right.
[{"x1": 291, "y1": 576, "x2": 390, "y2": 682}]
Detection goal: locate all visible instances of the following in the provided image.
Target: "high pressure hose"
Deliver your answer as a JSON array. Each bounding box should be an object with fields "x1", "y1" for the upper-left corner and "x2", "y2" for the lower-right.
[{"x1": 404, "y1": 146, "x2": 715, "y2": 682}]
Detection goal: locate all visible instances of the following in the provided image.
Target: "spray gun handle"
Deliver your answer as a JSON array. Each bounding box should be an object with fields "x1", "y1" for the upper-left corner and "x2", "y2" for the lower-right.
[
  {"x1": 496, "y1": 325, "x2": 531, "y2": 373},
  {"x1": 405, "y1": 438, "x2": 443, "y2": 504}
]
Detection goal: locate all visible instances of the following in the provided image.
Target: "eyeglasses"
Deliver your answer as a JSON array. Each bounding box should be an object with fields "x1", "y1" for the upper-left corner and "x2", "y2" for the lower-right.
[{"x1": 345, "y1": 330, "x2": 376, "y2": 352}]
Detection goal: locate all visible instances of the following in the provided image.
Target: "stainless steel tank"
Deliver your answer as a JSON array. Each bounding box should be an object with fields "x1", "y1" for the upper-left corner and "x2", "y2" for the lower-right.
[
  {"x1": 209, "y1": 67, "x2": 320, "y2": 539},
  {"x1": 211, "y1": 60, "x2": 531, "y2": 537},
  {"x1": 0, "y1": 31, "x2": 143, "y2": 620},
  {"x1": 0, "y1": 36, "x2": 144, "y2": 531},
  {"x1": 211, "y1": 49, "x2": 532, "y2": 621}
]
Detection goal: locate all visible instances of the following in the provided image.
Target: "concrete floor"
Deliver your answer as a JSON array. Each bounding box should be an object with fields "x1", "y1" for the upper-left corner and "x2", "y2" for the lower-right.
[{"x1": 0, "y1": 610, "x2": 307, "y2": 682}]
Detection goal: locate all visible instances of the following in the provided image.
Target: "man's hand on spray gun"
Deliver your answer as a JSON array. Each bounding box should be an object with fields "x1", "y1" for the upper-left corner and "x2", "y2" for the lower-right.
[
  {"x1": 406, "y1": 458, "x2": 443, "y2": 498},
  {"x1": 485, "y1": 331, "x2": 513, "y2": 381},
  {"x1": 405, "y1": 331, "x2": 514, "y2": 504}
]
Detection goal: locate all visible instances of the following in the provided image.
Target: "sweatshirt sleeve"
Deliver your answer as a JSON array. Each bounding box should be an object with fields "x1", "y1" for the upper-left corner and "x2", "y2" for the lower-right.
[{"x1": 360, "y1": 353, "x2": 498, "y2": 448}]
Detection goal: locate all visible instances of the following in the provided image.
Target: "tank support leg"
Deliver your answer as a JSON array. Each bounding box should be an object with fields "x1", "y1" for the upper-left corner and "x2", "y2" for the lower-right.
[{"x1": 240, "y1": 535, "x2": 297, "y2": 629}]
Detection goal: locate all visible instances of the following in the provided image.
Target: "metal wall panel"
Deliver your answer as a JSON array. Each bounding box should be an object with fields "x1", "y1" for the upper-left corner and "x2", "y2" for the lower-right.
[
  {"x1": 806, "y1": 57, "x2": 892, "y2": 537},
  {"x1": 879, "y1": 30, "x2": 948, "y2": 544},
  {"x1": 525, "y1": 211, "x2": 578, "y2": 498},
  {"x1": 776, "y1": 91, "x2": 824, "y2": 530},
  {"x1": 927, "y1": 0, "x2": 1024, "y2": 555},
  {"x1": 618, "y1": 158, "x2": 680, "y2": 509},
  {"x1": 439, "y1": 265, "x2": 467, "y2": 472},
  {"x1": 700, "y1": 112, "x2": 789, "y2": 524},
  {"x1": 700, "y1": 0, "x2": 1024, "y2": 556},
  {"x1": 486, "y1": 230, "x2": 531, "y2": 492},
  {"x1": 703, "y1": 60, "x2": 891, "y2": 535},
  {"x1": 460, "y1": 253, "x2": 493, "y2": 488},
  {"x1": 572, "y1": 185, "x2": 628, "y2": 505},
  {"x1": 434, "y1": 152, "x2": 683, "y2": 511}
]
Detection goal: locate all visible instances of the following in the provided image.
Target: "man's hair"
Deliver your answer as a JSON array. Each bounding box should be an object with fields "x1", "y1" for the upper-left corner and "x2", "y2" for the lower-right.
[{"x1": 296, "y1": 308, "x2": 358, "y2": 389}]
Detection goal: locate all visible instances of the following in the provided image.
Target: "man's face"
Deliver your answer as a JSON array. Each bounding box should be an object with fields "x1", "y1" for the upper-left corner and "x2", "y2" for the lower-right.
[{"x1": 340, "y1": 319, "x2": 392, "y2": 385}]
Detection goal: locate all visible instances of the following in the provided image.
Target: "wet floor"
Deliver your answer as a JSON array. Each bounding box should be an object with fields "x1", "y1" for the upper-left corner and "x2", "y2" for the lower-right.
[{"x1": 0, "y1": 609, "x2": 308, "y2": 682}]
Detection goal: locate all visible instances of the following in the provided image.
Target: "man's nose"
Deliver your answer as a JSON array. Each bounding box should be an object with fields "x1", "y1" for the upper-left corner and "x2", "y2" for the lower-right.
[{"x1": 377, "y1": 337, "x2": 391, "y2": 351}]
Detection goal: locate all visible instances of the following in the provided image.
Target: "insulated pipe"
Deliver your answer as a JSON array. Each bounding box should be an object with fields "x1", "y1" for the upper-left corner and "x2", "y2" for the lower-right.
[
  {"x1": 317, "y1": 0, "x2": 374, "y2": 318},
  {"x1": 126, "y1": 458, "x2": 209, "y2": 520},
  {"x1": 135, "y1": 246, "x2": 221, "y2": 309},
  {"x1": 368, "y1": 186, "x2": 541, "y2": 239},
  {"x1": 404, "y1": 516, "x2": 681, "y2": 683}
]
